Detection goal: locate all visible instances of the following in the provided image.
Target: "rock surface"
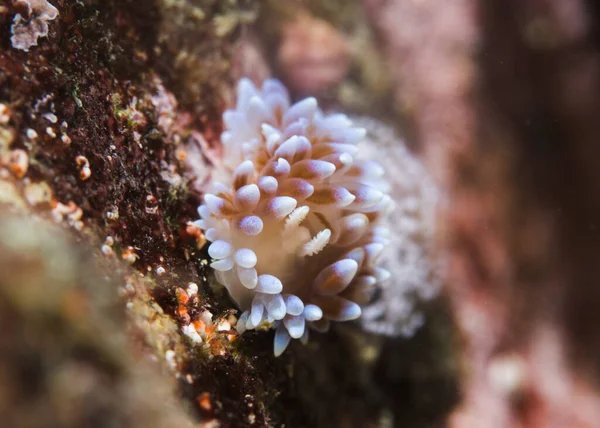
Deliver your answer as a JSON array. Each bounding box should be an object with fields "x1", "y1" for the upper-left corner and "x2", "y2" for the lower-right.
[
  {"x1": 0, "y1": 1, "x2": 458, "y2": 427},
  {"x1": 5, "y1": 0, "x2": 598, "y2": 427}
]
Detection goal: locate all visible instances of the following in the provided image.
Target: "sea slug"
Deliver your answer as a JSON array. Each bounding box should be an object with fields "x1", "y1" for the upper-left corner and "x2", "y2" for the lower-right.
[{"x1": 195, "y1": 78, "x2": 393, "y2": 355}]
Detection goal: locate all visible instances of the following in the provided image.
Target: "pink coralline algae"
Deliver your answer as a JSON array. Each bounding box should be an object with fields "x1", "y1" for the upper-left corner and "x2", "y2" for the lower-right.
[
  {"x1": 195, "y1": 78, "x2": 394, "y2": 355},
  {"x1": 10, "y1": 0, "x2": 59, "y2": 52}
]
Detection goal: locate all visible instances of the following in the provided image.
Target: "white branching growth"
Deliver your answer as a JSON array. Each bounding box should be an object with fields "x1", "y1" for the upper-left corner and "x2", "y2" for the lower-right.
[
  {"x1": 10, "y1": 0, "x2": 59, "y2": 52},
  {"x1": 195, "y1": 78, "x2": 394, "y2": 356}
]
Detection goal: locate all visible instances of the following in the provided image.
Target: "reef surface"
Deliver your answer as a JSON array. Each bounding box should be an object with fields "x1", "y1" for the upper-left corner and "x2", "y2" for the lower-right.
[{"x1": 0, "y1": 1, "x2": 458, "y2": 427}]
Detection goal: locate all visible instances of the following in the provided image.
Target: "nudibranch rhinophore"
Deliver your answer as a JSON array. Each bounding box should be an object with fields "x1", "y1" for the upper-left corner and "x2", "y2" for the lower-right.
[{"x1": 194, "y1": 78, "x2": 393, "y2": 356}]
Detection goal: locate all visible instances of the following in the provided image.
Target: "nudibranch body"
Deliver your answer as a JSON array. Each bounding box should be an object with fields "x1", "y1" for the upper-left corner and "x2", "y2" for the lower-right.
[{"x1": 195, "y1": 78, "x2": 393, "y2": 356}]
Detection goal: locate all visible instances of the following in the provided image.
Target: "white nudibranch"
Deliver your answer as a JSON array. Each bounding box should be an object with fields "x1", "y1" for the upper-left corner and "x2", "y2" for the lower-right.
[{"x1": 195, "y1": 78, "x2": 394, "y2": 356}]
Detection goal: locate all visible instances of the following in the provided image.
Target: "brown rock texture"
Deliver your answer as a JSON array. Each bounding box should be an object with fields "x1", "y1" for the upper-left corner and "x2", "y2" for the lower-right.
[{"x1": 0, "y1": 1, "x2": 458, "y2": 427}]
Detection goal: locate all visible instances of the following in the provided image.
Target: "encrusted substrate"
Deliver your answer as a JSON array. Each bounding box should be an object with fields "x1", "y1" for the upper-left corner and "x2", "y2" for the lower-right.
[
  {"x1": 0, "y1": 213, "x2": 196, "y2": 428},
  {"x1": 0, "y1": 1, "x2": 460, "y2": 427}
]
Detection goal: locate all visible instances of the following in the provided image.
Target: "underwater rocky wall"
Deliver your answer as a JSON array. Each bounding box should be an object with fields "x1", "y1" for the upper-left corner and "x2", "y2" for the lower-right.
[{"x1": 1, "y1": 1, "x2": 600, "y2": 427}]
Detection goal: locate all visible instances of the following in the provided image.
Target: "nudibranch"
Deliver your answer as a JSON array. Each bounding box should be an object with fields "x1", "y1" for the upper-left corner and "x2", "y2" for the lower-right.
[{"x1": 194, "y1": 78, "x2": 393, "y2": 356}]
